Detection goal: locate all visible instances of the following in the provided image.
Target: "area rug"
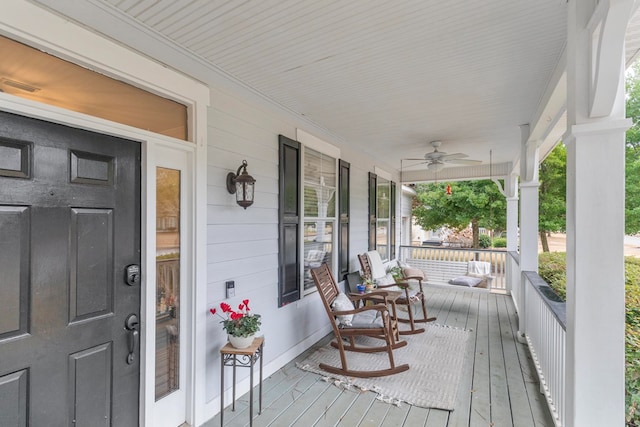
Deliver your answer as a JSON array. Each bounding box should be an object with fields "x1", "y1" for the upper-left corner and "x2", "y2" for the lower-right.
[{"x1": 296, "y1": 324, "x2": 471, "y2": 410}]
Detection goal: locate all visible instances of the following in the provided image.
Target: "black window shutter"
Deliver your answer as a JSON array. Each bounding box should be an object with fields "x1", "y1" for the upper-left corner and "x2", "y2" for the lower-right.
[
  {"x1": 278, "y1": 135, "x2": 301, "y2": 307},
  {"x1": 338, "y1": 160, "x2": 350, "y2": 279},
  {"x1": 390, "y1": 180, "x2": 396, "y2": 260},
  {"x1": 368, "y1": 172, "x2": 377, "y2": 251}
]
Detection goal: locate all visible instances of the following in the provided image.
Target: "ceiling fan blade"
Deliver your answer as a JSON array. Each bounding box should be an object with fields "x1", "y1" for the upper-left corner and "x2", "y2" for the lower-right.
[
  {"x1": 447, "y1": 158, "x2": 482, "y2": 165},
  {"x1": 440, "y1": 153, "x2": 468, "y2": 160},
  {"x1": 402, "y1": 160, "x2": 429, "y2": 168}
]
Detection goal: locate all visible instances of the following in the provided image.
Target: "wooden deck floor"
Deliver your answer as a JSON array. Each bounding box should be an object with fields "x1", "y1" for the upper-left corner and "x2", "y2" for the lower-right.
[{"x1": 205, "y1": 285, "x2": 554, "y2": 427}]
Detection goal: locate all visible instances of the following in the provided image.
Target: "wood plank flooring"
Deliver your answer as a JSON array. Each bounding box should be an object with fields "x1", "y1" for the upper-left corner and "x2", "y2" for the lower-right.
[{"x1": 205, "y1": 285, "x2": 554, "y2": 427}]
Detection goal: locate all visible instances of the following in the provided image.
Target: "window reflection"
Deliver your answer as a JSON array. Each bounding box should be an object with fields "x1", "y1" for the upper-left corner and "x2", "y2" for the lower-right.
[
  {"x1": 155, "y1": 168, "x2": 180, "y2": 401},
  {"x1": 303, "y1": 147, "x2": 336, "y2": 290}
]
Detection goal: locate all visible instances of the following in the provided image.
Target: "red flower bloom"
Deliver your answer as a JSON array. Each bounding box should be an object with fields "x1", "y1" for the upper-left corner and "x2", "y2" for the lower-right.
[{"x1": 209, "y1": 298, "x2": 260, "y2": 338}]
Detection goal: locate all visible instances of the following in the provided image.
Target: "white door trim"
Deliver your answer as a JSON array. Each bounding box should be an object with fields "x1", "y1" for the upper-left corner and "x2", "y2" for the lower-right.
[
  {"x1": 0, "y1": 4, "x2": 210, "y2": 425},
  {"x1": 146, "y1": 144, "x2": 195, "y2": 426},
  {"x1": 0, "y1": 8, "x2": 209, "y2": 426}
]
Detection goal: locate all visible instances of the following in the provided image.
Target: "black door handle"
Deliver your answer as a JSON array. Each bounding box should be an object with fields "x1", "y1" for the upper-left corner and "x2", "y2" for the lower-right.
[{"x1": 125, "y1": 314, "x2": 139, "y2": 365}]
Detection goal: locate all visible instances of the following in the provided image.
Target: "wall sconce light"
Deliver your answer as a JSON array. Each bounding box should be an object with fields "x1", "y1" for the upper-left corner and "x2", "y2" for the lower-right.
[{"x1": 226, "y1": 160, "x2": 256, "y2": 209}]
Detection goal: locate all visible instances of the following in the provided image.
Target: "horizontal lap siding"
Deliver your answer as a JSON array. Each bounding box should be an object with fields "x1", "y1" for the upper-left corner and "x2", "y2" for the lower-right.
[
  {"x1": 204, "y1": 89, "x2": 400, "y2": 407},
  {"x1": 205, "y1": 89, "x2": 311, "y2": 403}
]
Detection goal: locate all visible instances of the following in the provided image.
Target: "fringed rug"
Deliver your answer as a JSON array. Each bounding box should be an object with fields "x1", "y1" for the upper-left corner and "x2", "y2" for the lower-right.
[{"x1": 296, "y1": 323, "x2": 471, "y2": 410}]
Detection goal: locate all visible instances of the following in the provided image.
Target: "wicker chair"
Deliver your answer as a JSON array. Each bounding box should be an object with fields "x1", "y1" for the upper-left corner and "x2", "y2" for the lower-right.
[{"x1": 310, "y1": 263, "x2": 409, "y2": 378}]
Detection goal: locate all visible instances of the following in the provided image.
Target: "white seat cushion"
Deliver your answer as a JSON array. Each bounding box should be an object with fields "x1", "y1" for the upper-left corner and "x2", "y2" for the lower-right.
[{"x1": 345, "y1": 309, "x2": 384, "y2": 329}]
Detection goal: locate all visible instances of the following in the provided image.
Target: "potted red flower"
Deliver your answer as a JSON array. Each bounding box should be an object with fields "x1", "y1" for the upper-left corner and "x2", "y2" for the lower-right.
[{"x1": 210, "y1": 299, "x2": 261, "y2": 348}]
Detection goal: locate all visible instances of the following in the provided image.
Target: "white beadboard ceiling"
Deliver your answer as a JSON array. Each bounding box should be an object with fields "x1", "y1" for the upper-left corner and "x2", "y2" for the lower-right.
[{"x1": 29, "y1": 0, "x2": 640, "y2": 179}]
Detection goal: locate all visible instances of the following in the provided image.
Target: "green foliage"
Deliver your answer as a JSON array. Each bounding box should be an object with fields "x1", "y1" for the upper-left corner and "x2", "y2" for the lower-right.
[
  {"x1": 626, "y1": 63, "x2": 640, "y2": 235},
  {"x1": 492, "y1": 237, "x2": 507, "y2": 248},
  {"x1": 478, "y1": 234, "x2": 491, "y2": 248},
  {"x1": 539, "y1": 144, "x2": 566, "y2": 236},
  {"x1": 538, "y1": 253, "x2": 640, "y2": 425},
  {"x1": 413, "y1": 180, "x2": 506, "y2": 247},
  {"x1": 537, "y1": 252, "x2": 567, "y2": 299},
  {"x1": 386, "y1": 265, "x2": 403, "y2": 281}
]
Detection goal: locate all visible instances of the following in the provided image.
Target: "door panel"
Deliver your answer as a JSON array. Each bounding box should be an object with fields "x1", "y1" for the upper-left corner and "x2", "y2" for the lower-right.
[
  {"x1": 0, "y1": 206, "x2": 29, "y2": 340},
  {"x1": 0, "y1": 369, "x2": 28, "y2": 426},
  {"x1": 70, "y1": 208, "x2": 114, "y2": 321},
  {"x1": 68, "y1": 343, "x2": 112, "y2": 426},
  {"x1": 0, "y1": 111, "x2": 141, "y2": 426}
]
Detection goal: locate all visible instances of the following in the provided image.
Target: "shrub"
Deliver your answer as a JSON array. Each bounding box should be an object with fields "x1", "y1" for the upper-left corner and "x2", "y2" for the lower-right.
[
  {"x1": 537, "y1": 252, "x2": 567, "y2": 299},
  {"x1": 492, "y1": 237, "x2": 507, "y2": 248},
  {"x1": 538, "y1": 253, "x2": 640, "y2": 426},
  {"x1": 479, "y1": 234, "x2": 491, "y2": 248}
]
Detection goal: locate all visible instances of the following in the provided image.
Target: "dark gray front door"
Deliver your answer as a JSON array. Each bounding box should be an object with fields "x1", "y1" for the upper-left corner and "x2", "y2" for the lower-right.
[{"x1": 0, "y1": 111, "x2": 141, "y2": 426}]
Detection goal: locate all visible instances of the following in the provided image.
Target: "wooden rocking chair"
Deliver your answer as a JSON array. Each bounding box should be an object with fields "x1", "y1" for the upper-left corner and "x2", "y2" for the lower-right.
[
  {"x1": 358, "y1": 252, "x2": 436, "y2": 335},
  {"x1": 310, "y1": 264, "x2": 409, "y2": 378}
]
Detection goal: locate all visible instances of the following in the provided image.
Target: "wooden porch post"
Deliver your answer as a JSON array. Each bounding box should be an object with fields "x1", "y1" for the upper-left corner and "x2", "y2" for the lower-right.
[
  {"x1": 565, "y1": 1, "x2": 633, "y2": 425},
  {"x1": 518, "y1": 124, "x2": 539, "y2": 339}
]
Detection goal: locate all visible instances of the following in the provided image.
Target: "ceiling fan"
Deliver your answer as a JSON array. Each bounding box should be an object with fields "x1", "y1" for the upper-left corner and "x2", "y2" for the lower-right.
[{"x1": 404, "y1": 141, "x2": 481, "y2": 171}]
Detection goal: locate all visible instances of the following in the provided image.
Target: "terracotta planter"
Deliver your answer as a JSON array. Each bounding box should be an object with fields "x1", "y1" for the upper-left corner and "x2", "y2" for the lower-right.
[{"x1": 228, "y1": 334, "x2": 255, "y2": 349}]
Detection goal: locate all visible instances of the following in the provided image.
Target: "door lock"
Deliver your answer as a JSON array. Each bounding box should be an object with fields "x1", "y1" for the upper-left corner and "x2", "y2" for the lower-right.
[
  {"x1": 124, "y1": 314, "x2": 139, "y2": 365},
  {"x1": 125, "y1": 264, "x2": 140, "y2": 286}
]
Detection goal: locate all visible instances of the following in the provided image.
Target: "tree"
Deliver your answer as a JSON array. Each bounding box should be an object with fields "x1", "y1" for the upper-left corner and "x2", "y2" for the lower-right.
[
  {"x1": 626, "y1": 62, "x2": 640, "y2": 235},
  {"x1": 413, "y1": 180, "x2": 506, "y2": 248},
  {"x1": 538, "y1": 143, "x2": 567, "y2": 252}
]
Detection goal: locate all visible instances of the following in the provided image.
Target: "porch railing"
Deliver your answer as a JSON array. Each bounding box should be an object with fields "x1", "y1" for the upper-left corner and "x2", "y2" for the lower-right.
[
  {"x1": 401, "y1": 247, "x2": 566, "y2": 426},
  {"x1": 522, "y1": 271, "x2": 566, "y2": 427},
  {"x1": 398, "y1": 245, "x2": 507, "y2": 291}
]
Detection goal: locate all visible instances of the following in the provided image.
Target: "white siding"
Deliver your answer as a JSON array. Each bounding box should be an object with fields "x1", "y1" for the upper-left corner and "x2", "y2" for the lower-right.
[{"x1": 203, "y1": 87, "x2": 399, "y2": 405}]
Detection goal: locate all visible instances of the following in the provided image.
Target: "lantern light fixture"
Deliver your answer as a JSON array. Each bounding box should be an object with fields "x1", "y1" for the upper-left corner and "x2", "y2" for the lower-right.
[{"x1": 226, "y1": 160, "x2": 256, "y2": 209}]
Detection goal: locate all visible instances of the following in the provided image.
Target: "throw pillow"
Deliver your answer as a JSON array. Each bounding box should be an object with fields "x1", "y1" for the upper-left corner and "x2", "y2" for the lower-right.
[
  {"x1": 449, "y1": 275, "x2": 483, "y2": 287},
  {"x1": 375, "y1": 273, "x2": 396, "y2": 286},
  {"x1": 331, "y1": 292, "x2": 354, "y2": 326},
  {"x1": 402, "y1": 267, "x2": 424, "y2": 280}
]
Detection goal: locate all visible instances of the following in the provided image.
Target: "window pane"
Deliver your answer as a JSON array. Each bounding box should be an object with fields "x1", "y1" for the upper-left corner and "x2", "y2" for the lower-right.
[
  {"x1": 155, "y1": 167, "x2": 180, "y2": 401},
  {"x1": 1, "y1": 36, "x2": 188, "y2": 140},
  {"x1": 304, "y1": 148, "x2": 336, "y2": 217},
  {"x1": 303, "y1": 221, "x2": 333, "y2": 290},
  {"x1": 377, "y1": 178, "x2": 390, "y2": 219},
  {"x1": 376, "y1": 177, "x2": 390, "y2": 259},
  {"x1": 376, "y1": 220, "x2": 389, "y2": 260}
]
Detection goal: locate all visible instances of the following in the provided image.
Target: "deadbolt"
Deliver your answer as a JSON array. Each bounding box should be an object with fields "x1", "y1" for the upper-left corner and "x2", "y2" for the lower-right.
[{"x1": 125, "y1": 264, "x2": 140, "y2": 286}]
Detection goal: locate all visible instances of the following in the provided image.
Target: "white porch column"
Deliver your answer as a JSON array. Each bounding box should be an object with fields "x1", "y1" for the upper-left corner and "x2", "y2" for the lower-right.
[
  {"x1": 518, "y1": 125, "x2": 539, "y2": 338},
  {"x1": 502, "y1": 174, "x2": 518, "y2": 294},
  {"x1": 565, "y1": 1, "x2": 633, "y2": 425},
  {"x1": 505, "y1": 174, "x2": 519, "y2": 253}
]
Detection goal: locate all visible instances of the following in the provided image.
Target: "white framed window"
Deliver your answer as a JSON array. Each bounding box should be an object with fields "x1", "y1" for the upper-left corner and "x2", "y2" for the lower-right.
[
  {"x1": 302, "y1": 147, "x2": 337, "y2": 291},
  {"x1": 278, "y1": 131, "x2": 340, "y2": 306},
  {"x1": 376, "y1": 176, "x2": 391, "y2": 261}
]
